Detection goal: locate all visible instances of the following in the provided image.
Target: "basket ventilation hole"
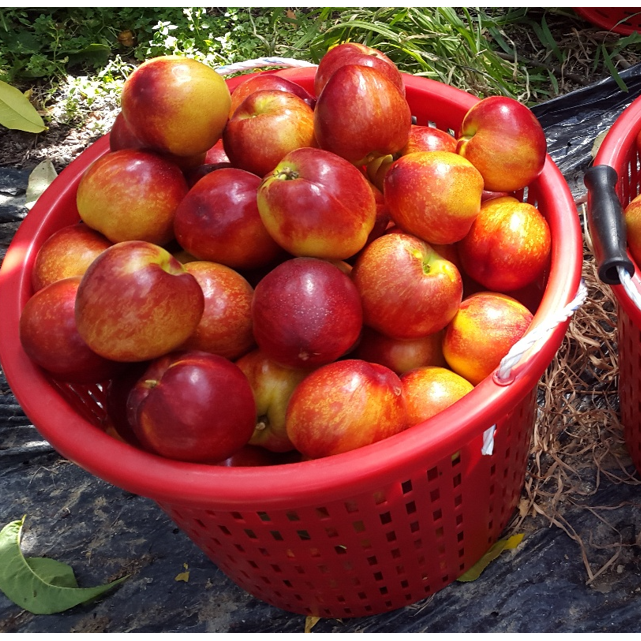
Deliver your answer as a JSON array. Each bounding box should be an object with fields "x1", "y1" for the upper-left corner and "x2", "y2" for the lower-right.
[
  {"x1": 195, "y1": 519, "x2": 206, "y2": 529},
  {"x1": 344, "y1": 500, "x2": 359, "y2": 514},
  {"x1": 286, "y1": 510, "x2": 300, "y2": 521},
  {"x1": 369, "y1": 557, "x2": 380, "y2": 568},
  {"x1": 231, "y1": 511, "x2": 243, "y2": 521},
  {"x1": 373, "y1": 491, "x2": 386, "y2": 505},
  {"x1": 353, "y1": 520, "x2": 365, "y2": 533},
  {"x1": 270, "y1": 564, "x2": 281, "y2": 573},
  {"x1": 410, "y1": 521, "x2": 420, "y2": 533},
  {"x1": 401, "y1": 579, "x2": 410, "y2": 589},
  {"x1": 454, "y1": 495, "x2": 462, "y2": 507},
  {"x1": 358, "y1": 591, "x2": 367, "y2": 600},
  {"x1": 406, "y1": 501, "x2": 417, "y2": 515},
  {"x1": 379, "y1": 586, "x2": 389, "y2": 595},
  {"x1": 401, "y1": 480, "x2": 413, "y2": 494},
  {"x1": 451, "y1": 451, "x2": 461, "y2": 466},
  {"x1": 431, "y1": 489, "x2": 440, "y2": 502},
  {"x1": 325, "y1": 526, "x2": 339, "y2": 538},
  {"x1": 373, "y1": 570, "x2": 383, "y2": 581},
  {"x1": 316, "y1": 507, "x2": 330, "y2": 519},
  {"x1": 386, "y1": 531, "x2": 397, "y2": 543},
  {"x1": 433, "y1": 508, "x2": 443, "y2": 521},
  {"x1": 380, "y1": 512, "x2": 392, "y2": 525},
  {"x1": 360, "y1": 539, "x2": 372, "y2": 550},
  {"x1": 234, "y1": 544, "x2": 244, "y2": 553},
  {"x1": 271, "y1": 530, "x2": 283, "y2": 541},
  {"x1": 258, "y1": 548, "x2": 269, "y2": 557},
  {"x1": 335, "y1": 545, "x2": 348, "y2": 555},
  {"x1": 297, "y1": 530, "x2": 311, "y2": 541},
  {"x1": 427, "y1": 467, "x2": 439, "y2": 482},
  {"x1": 258, "y1": 511, "x2": 271, "y2": 522},
  {"x1": 219, "y1": 525, "x2": 231, "y2": 536},
  {"x1": 244, "y1": 528, "x2": 257, "y2": 539},
  {"x1": 453, "y1": 473, "x2": 462, "y2": 488}
]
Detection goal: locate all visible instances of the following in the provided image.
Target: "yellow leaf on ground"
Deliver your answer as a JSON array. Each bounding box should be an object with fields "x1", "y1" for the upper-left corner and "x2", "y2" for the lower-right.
[
  {"x1": 457, "y1": 533, "x2": 524, "y2": 582},
  {"x1": 305, "y1": 616, "x2": 320, "y2": 632},
  {"x1": 174, "y1": 563, "x2": 190, "y2": 582}
]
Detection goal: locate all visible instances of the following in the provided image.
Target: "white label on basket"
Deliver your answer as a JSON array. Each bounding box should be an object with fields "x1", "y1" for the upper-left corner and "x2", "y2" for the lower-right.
[{"x1": 482, "y1": 426, "x2": 496, "y2": 456}]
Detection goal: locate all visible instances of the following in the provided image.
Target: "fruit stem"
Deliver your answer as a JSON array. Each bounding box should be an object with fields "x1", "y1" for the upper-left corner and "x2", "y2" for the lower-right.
[{"x1": 274, "y1": 166, "x2": 299, "y2": 181}]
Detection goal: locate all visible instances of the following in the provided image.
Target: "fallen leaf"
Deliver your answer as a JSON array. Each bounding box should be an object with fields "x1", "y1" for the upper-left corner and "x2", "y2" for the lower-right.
[
  {"x1": 305, "y1": 615, "x2": 320, "y2": 632},
  {"x1": 0, "y1": 518, "x2": 127, "y2": 615},
  {"x1": 457, "y1": 533, "x2": 524, "y2": 582},
  {"x1": 0, "y1": 80, "x2": 46, "y2": 133},
  {"x1": 175, "y1": 563, "x2": 190, "y2": 582},
  {"x1": 25, "y1": 160, "x2": 58, "y2": 210}
]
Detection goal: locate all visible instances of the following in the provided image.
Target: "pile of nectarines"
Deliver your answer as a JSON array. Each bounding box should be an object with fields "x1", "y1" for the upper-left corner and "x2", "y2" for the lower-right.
[{"x1": 19, "y1": 47, "x2": 552, "y2": 465}]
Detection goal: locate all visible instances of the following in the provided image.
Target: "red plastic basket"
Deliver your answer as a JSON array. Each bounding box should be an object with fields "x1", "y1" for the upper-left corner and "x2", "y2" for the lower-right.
[
  {"x1": 589, "y1": 95, "x2": 641, "y2": 475},
  {"x1": 574, "y1": 8, "x2": 641, "y2": 35},
  {"x1": 0, "y1": 67, "x2": 582, "y2": 618}
]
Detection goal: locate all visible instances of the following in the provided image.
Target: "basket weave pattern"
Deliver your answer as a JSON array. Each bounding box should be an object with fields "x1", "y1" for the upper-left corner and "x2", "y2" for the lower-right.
[{"x1": 160, "y1": 390, "x2": 533, "y2": 617}]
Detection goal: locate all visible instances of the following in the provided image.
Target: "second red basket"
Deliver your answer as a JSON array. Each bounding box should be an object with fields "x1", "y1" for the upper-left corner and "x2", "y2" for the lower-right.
[{"x1": 587, "y1": 94, "x2": 641, "y2": 477}]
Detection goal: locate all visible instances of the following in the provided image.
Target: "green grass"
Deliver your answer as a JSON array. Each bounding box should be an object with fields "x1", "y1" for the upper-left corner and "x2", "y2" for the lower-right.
[{"x1": 2, "y1": 6, "x2": 641, "y2": 113}]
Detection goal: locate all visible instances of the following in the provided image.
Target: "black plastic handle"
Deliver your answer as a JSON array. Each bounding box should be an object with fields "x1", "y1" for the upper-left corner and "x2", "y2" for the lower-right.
[{"x1": 584, "y1": 164, "x2": 635, "y2": 285}]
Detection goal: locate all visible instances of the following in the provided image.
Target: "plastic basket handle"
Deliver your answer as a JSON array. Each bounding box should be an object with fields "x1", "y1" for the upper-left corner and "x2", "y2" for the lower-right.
[
  {"x1": 584, "y1": 164, "x2": 635, "y2": 285},
  {"x1": 215, "y1": 57, "x2": 317, "y2": 76}
]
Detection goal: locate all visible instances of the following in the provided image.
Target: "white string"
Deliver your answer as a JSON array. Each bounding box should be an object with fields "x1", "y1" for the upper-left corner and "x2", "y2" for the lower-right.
[
  {"x1": 494, "y1": 279, "x2": 589, "y2": 384},
  {"x1": 481, "y1": 426, "x2": 496, "y2": 456},
  {"x1": 215, "y1": 57, "x2": 317, "y2": 76},
  {"x1": 618, "y1": 265, "x2": 641, "y2": 309}
]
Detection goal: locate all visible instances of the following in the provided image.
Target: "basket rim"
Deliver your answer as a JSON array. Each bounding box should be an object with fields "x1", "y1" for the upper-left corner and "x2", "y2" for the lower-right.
[
  {"x1": 0, "y1": 68, "x2": 583, "y2": 509},
  {"x1": 574, "y1": 7, "x2": 641, "y2": 36}
]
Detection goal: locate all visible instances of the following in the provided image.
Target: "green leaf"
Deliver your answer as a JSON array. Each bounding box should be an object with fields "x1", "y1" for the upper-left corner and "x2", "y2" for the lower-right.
[
  {"x1": 0, "y1": 80, "x2": 46, "y2": 133},
  {"x1": 601, "y1": 46, "x2": 628, "y2": 93},
  {"x1": 0, "y1": 518, "x2": 127, "y2": 615},
  {"x1": 25, "y1": 558, "x2": 80, "y2": 589},
  {"x1": 66, "y1": 43, "x2": 111, "y2": 68},
  {"x1": 457, "y1": 533, "x2": 524, "y2": 582}
]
